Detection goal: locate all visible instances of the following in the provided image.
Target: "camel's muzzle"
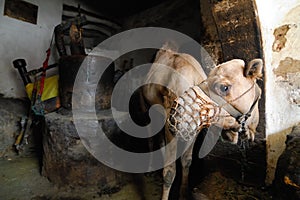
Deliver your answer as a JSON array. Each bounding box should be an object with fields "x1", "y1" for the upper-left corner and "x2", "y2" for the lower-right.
[{"x1": 168, "y1": 81, "x2": 261, "y2": 143}]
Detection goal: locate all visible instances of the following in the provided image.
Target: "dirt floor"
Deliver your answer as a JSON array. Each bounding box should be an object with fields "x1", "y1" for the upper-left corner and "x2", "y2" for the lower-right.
[
  {"x1": 194, "y1": 171, "x2": 272, "y2": 200},
  {"x1": 0, "y1": 152, "x2": 273, "y2": 200},
  {"x1": 0, "y1": 155, "x2": 162, "y2": 200},
  {"x1": 0, "y1": 108, "x2": 271, "y2": 200}
]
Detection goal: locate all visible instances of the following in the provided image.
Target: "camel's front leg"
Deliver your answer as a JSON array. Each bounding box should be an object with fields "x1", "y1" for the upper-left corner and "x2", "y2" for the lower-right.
[
  {"x1": 179, "y1": 137, "x2": 196, "y2": 200},
  {"x1": 162, "y1": 129, "x2": 177, "y2": 200}
]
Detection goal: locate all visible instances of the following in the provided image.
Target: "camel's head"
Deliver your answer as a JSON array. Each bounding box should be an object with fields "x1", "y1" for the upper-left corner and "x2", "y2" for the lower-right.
[{"x1": 205, "y1": 59, "x2": 263, "y2": 143}]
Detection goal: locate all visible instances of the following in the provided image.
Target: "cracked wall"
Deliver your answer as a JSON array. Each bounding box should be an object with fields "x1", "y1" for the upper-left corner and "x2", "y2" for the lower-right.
[
  {"x1": 255, "y1": 0, "x2": 300, "y2": 184},
  {"x1": 274, "y1": 57, "x2": 300, "y2": 105}
]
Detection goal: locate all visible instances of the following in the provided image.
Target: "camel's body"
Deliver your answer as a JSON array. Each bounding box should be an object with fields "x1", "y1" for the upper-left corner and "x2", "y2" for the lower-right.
[
  {"x1": 143, "y1": 48, "x2": 207, "y2": 110},
  {"x1": 141, "y1": 47, "x2": 263, "y2": 200}
]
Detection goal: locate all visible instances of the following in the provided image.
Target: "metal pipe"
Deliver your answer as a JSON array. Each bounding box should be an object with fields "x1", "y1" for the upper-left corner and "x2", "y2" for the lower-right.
[
  {"x1": 25, "y1": 63, "x2": 58, "y2": 76},
  {"x1": 13, "y1": 59, "x2": 32, "y2": 86}
]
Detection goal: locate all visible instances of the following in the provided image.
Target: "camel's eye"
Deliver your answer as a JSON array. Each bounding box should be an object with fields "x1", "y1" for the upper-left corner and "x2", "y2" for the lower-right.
[
  {"x1": 220, "y1": 85, "x2": 229, "y2": 93},
  {"x1": 215, "y1": 83, "x2": 231, "y2": 96}
]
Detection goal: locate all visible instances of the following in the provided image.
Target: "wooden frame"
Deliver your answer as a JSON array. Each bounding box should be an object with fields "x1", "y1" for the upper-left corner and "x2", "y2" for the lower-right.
[{"x1": 4, "y1": 0, "x2": 38, "y2": 24}]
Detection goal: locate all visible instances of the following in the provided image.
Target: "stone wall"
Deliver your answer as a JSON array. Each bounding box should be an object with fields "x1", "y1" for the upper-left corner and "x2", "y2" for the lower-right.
[
  {"x1": 42, "y1": 110, "x2": 131, "y2": 191},
  {"x1": 0, "y1": 97, "x2": 28, "y2": 158}
]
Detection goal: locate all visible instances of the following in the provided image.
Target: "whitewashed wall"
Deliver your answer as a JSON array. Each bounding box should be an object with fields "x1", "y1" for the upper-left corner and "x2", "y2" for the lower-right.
[
  {"x1": 255, "y1": 0, "x2": 300, "y2": 184},
  {"x1": 0, "y1": 0, "x2": 101, "y2": 98},
  {"x1": 0, "y1": 0, "x2": 62, "y2": 98}
]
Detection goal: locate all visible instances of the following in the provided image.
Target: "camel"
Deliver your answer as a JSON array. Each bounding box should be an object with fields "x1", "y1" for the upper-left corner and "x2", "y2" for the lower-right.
[{"x1": 141, "y1": 45, "x2": 263, "y2": 200}]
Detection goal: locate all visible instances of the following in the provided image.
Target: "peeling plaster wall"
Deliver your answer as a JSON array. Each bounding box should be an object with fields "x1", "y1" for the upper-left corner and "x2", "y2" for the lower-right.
[{"x1": 255, "y1": 0, "x2": 300, "y2": 184}]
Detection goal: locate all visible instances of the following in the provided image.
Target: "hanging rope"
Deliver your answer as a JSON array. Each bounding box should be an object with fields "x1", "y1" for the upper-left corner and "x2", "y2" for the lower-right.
[{"x1": 32, "y1": 33, "x2": 54, "y2": 116}]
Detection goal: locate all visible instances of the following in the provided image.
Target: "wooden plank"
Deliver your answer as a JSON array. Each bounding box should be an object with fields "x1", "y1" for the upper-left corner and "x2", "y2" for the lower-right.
[
  {"x1": 62, "y1": 15, "x2": 117, "y2": 32},
  {"x1": 63, "y1": 4, "x2": 121, "y2": 28},
  {"x1": 82, "y1": 28, "x2": 111, "y2": 37},
  {"x1": 211, "y1": 0, "x2": 262, "y2": 62},
  {"x1": 62, "y1": 11, "x2": 121, "y2": 30}
]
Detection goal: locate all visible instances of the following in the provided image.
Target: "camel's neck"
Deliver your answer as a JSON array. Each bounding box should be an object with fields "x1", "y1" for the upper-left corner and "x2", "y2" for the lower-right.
[{"x1": 167, "y1": 85, "x2": 221, "y2": 141}]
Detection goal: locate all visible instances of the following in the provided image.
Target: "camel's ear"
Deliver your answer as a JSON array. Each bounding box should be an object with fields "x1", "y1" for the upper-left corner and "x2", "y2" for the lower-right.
[{"x1": 244, "y1": 59, "x2": 263, "y2": 79}]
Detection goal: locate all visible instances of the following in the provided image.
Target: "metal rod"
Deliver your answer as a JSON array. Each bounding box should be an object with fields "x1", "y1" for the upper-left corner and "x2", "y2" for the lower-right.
[
  {"x1": 13, "y1": 59, "x2": 32, "y2": 86},
  {"x1": 25, "y1": 63, "x2": 58, "y2": 76}
]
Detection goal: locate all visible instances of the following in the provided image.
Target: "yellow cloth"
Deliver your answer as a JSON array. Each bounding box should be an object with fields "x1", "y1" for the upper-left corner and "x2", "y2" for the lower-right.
[{"x1": 25, "y1": 75, "x2": 59, "y2": 101}]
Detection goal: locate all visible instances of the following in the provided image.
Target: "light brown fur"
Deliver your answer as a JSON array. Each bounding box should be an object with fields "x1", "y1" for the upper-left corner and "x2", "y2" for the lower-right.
[{"x1": 141, "y1": 47, "x2": 263, "y2": 200}]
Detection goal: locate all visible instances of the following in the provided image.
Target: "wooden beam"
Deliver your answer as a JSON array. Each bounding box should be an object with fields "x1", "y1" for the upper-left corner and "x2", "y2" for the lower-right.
[
  {"x1": 63, "y1": 4, "x2": 121, "y2": 28},
  {"x1": 62, "y1": 15, "x2": 117, "y2": 32}
]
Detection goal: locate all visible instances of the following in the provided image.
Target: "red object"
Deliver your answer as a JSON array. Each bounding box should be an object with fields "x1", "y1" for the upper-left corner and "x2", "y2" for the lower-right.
[{"x1": 38, "y1": 48, "x2": 51, "y2": 98}]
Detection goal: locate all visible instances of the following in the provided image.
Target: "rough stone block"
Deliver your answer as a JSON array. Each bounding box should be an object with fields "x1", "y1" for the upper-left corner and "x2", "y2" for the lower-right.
[
  {"x1": 42, "y1": 109, "x2": 130, "y2": 192},
  {"x1": 0, "y1": 97, "x2": 28, "y2": 157}
]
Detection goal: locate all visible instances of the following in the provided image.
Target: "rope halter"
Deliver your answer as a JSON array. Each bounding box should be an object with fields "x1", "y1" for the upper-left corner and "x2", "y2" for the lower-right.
[{"x1": 168, "y1": 80, "x2": 261, "y2": 142}]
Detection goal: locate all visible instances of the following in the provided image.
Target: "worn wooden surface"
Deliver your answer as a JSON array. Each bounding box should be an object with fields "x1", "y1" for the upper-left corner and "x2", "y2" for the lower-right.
[{"x1": 197, "y1": 0, "x2": 266, "y2": 187}]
